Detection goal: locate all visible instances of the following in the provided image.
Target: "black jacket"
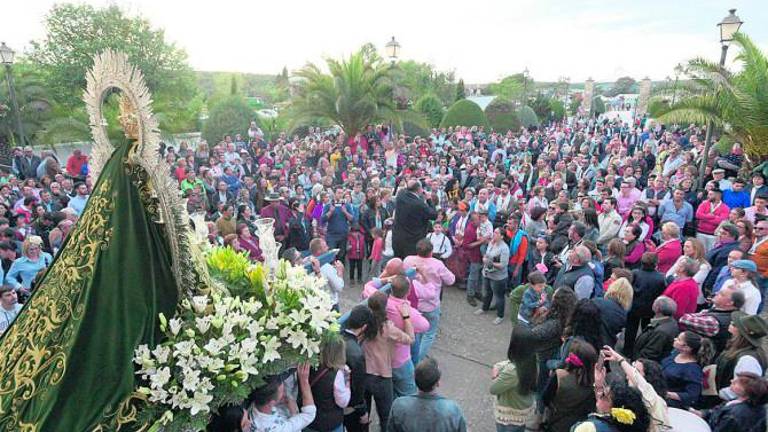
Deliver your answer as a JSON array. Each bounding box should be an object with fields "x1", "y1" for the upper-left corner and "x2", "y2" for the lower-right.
[
  {"x1": 360, "y1": 207, "x2": 390, "y2": 241},
  {"x1": 704, "y1": 241, "x2": 740, "y2": 294},
  {"x1": 392, "y1": 189, "x2": 437, "y2": 258},
  {"x1": 705, "y1": 400, "x2": 766, "y2": 432},
  {"x1": 343, "y1": 331, "x2": 367, "y2": 414},
  {"x1": 285, "y1": 212, "x2": 311, "y2": 252},
  {"x1": 633, "y1": 316, "x2": 679, "y2": 362},
  {"x1": 14, "y1": 155, "x2": 41, "y2": 180},
  {"x1": 630, "y1": 269, "x2": 667, "y2": 319},
  {"x1": 593, "y1": 298, "x2": 627, "y2": 348}
]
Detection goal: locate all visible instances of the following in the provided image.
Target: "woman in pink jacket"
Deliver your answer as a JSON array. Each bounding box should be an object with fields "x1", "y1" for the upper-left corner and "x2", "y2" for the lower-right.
[
  {"x1": 662, "y1": 257, "x2": 701, "y2": 319},
  {"x1": 623, "y1": 225, "x2": 646, "y2": 270},
  {"x1": 655, "y1": 222, "x2": 683, "y2": 274}
]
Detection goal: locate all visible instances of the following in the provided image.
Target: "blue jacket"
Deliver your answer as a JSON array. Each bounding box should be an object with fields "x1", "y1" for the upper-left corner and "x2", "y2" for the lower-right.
[
  {"x1": 323, "y1": 203, "x2": 353, "y2": 239},
  {"x1": 388, "y1": 393, "x2": 467, "y2": 432},
  {"x1": 6, "y1": 253, "x2": 53, "y2": 290},
  {"x1": 723, "y1": 189, "x2": 750, "y2": 209}
]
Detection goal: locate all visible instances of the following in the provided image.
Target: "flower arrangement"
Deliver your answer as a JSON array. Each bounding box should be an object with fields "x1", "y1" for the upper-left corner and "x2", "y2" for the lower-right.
[{"x1": 133, "y1": 247, "x2": 338, "y2": 431}]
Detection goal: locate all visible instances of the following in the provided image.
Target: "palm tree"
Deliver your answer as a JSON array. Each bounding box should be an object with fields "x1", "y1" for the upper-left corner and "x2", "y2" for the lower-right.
[
  {"x1": 651, "y1": 33, "x2": 768, "y2": 160},
  {"x1": 288, "y1": 46, "x2": 424, "y2": 138},
  {"x1": 0, "y1": 64, "x2": 90, "y2": 148}
]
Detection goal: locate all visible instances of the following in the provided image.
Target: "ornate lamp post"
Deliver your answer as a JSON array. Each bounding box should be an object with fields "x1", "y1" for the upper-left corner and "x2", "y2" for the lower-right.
[
  {"x1": 699, "y1": 9, "x2": 743, "y2": 189},
  {"x1": 0, "y1": 42, "x2": 25, "y2": 153},
  {"x1": 385, "y1": 36, "x2": 400, "y2": 65}
]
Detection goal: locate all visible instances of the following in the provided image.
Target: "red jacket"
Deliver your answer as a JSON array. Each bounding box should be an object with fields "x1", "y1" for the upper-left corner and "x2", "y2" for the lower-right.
[
  {"x1": 656, "y1": 239, "x2": 682, "y2": 274},
  {"x1": 663, "y1": 278, "x2": 699, "y2": 319},
  {"x1": 346, "y1": 231, "x2": 366, "y2": 260},
  {"x1": 695, "y1": 200, "x2": 729, "y2": 235}
]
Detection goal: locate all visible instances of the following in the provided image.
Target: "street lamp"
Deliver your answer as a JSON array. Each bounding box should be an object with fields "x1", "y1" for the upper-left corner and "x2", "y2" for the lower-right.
[
  {"x1": 385, "y1": 36, "x2": 400, "y2": 64},
  {"x1": 699, "y1": 9, "x2": 743, "y2": 189},
  {"x1": 0, "y1": 42, "x2": 25, "y2": 149}
]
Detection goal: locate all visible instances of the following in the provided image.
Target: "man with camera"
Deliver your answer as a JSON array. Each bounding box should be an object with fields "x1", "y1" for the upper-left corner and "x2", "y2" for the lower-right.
[{"x1": 322, "y1": 187, "x2": 354, "y2": 263}]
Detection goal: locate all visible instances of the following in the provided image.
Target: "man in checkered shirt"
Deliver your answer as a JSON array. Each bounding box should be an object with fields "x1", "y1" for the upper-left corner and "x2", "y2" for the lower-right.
[{"x1": 679, "y1": 286, "x2": 745, "y2": 354}]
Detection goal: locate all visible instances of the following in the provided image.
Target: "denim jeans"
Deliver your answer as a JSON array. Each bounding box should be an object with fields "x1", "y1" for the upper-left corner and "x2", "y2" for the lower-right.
[
  {"x1": 364, "y1": 374, "x2": 393, "y2": 432},
  {"x1": 467, "y1": 262, "x2": 482, "y2": 298},
  {"x1": 392, "y1": 359, "x2": 417, "y2": 397},
  {"x1": 496, "y1": 423, "x2": 526, "y2": 432},
  {"x1": 482, "y1": 277, "x2": 509, "y2": 318},
  {"x1": 411, "y1": 307, "x2": 441, "y2": 364}
]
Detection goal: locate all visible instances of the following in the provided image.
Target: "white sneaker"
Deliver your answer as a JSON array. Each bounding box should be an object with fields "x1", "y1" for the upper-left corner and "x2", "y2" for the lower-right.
[
  {"x1": 474, "y1": 308, "x2": 485, "y2": 315},
  {"x1": 493, "y1": 317, "x2": 504, "y2": 325}
]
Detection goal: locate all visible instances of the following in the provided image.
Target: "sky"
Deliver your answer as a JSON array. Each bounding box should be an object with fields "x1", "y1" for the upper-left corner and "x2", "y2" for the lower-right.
[{"x1": 4, "y1": 0, "x2": 768, "y2": 84}]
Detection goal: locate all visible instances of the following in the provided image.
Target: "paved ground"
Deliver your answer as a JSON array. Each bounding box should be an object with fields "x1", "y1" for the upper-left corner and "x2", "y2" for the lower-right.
[{"x1": 340, "y1": 277, "x2": 509, "y2": 432}]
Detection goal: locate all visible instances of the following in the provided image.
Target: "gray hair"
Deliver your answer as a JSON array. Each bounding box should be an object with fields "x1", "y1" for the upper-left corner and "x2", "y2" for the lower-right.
[
  {"x1": 653, "y1": 296, "x2": 677, "y2": 317},
  {"x1": 679, "y1": 257, "x2": 700, "y2": 277},
  {"x1": 662, "y1": 222, "x2": 680, "y2": 238},
  {"x1": 572, "y1": 245, "x2": 592, "y2": 265}
]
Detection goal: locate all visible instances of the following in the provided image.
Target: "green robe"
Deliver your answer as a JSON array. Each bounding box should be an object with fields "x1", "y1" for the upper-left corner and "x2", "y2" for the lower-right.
[{"x1": 0, "y1": 140, "x2": 179, "y2": 431}]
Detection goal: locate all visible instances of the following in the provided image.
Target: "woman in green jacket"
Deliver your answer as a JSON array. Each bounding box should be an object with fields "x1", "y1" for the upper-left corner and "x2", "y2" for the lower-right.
[{"x1": 490, "y1": 324, "x2": 538, "y2": 431}]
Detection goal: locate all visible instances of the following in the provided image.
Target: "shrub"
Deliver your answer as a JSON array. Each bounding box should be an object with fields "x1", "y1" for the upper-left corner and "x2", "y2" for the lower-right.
[
  {"x1": 415, "y1": 94, "x2": 444, "y2": 128},
  {"x1": 592, "y1": 97, "x2": 606, "y2": 115},
  {"x1": 402, "y1": 120, "x2": 430, "y2": 139},
  {"x1": 440, "y1": 99, "x2": 488, "y2": 129},
  {"x1": 516, "y1": 105, "x2": 539, "y2": 128},
  {"x1": 485, "y1": 98, "x2": 521, "y2": 133},
  {"x1": 549, "y1": 99, "x2": 566, "y2": 121},
  {"x1": 202, "y1": 96, "x2": 254, "y2": 144}
]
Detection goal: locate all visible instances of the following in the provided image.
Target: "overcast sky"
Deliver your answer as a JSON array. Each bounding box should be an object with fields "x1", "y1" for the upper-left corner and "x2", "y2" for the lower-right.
[{"x1": 5, "y1": 0, "x2": 768, "y2": 83}]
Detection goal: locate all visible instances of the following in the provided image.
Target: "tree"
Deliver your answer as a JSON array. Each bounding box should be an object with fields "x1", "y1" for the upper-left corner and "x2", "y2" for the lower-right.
[
  {"x1": 28, "y1": 4, "x2": 200, "y2": 133},
  {"x1": 229, "y1": 75, "x2": 239, "y2": 96},
  {"x1": 455, "y1": 79, "x2": 466, "y2": 101},
  {"x1": 202, "y1": 96, "x2": 254, "y2": 144},
  {"x1": 606, "y1": 76, "x2": 637, "y2": 97},
  {"x1": 394, "y1": 60, "x2": 456, "y2": 107},
  {"x1": 549, "y1": 99, "x2": 566, "y2": 121},
  {"x1": 486, "y1": 74, "x2": 526, "y2": 102},
  {"x1": 517, "y1": 105, "x2": 539, "y2": 128},
  {"x1": 652, "y1": 33, "x2": 768, "y2": 158},
  {"x1": 568, "y1": 94, "x2": 583, "y2": 116},
  {"x1": 485, "y1": 98, "x2": 521, "y2": 133},
  {"x1": 592, "y1": 97, "x2": 606, "y2": 115},
  {"x1": 0, "y1": 62, "x2": 89, "y2": 147},
  {"x1": 288, "y1": 46, "x2": 424, "y2": 138},
  {"x1": 414, "y1": 94, "x2": 444, "y2": 128},
  {"x1": 530, "y1": 93, "x2": 552, "y2": 122},
  {"x1": 440, "y1": 99, "x2": 488, "y2": 129}
]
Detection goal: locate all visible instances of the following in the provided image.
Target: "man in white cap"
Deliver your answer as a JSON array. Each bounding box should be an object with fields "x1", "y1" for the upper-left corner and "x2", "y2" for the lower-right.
[{"x1": 712, "y1": 168, "x2": 732, "y2": 191}]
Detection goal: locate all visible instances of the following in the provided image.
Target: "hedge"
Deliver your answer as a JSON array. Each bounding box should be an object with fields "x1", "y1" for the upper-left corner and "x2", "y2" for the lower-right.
[{"x1": 439, "y1": 99, "x2": 489, "y2": 129}]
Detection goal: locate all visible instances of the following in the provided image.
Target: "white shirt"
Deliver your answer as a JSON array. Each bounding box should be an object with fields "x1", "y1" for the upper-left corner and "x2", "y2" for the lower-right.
[
  {"x1": 383, "y1": 231, "x2": 394, "y2": 257},
  {"x1": 0, "y1": 303, "x2": 22, "y2": 334},
  {"x1": 249, "y1": 405, "x2": 316, "y2": 432},
  {"x1": 722, "y1": 278, "x2": 761, "y2": 315},
  {"x1": 319, "y1": 263, "x2": 344, "y2": 306},
  {"x1": 427, "y1": 232, "x2": 453, "y2": 259}
]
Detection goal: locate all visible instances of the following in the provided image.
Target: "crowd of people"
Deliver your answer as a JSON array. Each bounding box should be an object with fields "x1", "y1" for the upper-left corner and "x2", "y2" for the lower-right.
[{"x1": 3, "y1": 113, "x2": 768, "y2": 432}]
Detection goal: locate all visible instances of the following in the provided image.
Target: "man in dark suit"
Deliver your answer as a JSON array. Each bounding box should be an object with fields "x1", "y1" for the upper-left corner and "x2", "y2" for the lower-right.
[
  {"x1": 208, "y1": 180, "x2": 236, "y2": 213},
  {"x1": 14, "y1": 147, "x2": 41, "y2": 180},
  {"x1": 393, "y1": 180, "x2": 437, "y2": 259},
  {"x1": 703, "y1": 223, "x2": 741, "y2": 294}
]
